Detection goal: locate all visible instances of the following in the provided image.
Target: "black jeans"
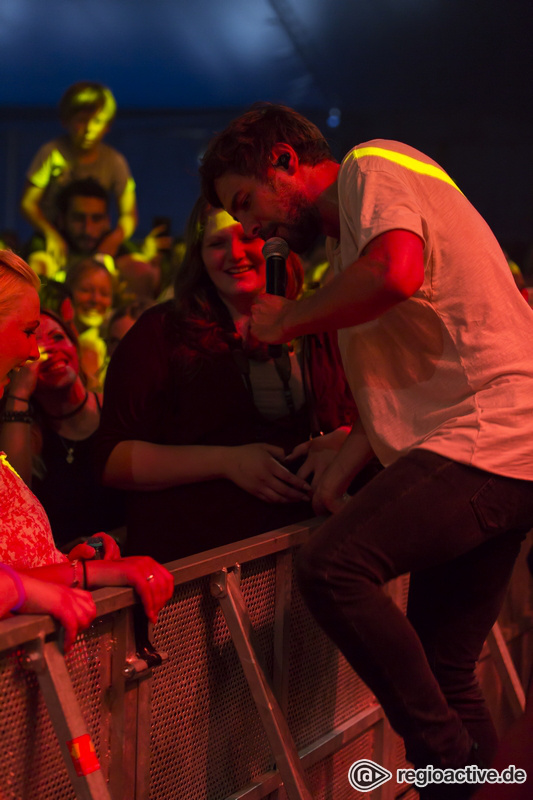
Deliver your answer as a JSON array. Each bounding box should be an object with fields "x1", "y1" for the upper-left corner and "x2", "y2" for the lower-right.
[{"x1": 296, "y1": 449, "x2": 533, "y2": 770}]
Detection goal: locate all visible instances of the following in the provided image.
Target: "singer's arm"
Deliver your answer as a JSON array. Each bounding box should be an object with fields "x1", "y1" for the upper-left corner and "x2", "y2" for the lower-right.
[{"x1": 251, "y1": 229, "x2": 424, "y2": 343}]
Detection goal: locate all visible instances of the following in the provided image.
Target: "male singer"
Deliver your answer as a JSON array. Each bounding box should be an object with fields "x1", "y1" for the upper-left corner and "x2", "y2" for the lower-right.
[{"x1": 200, "y1": 103, "x2": 533, "y2": 798}]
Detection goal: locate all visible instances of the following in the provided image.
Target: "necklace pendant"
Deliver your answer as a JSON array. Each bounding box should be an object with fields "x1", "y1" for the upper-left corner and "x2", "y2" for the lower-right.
[{"x1": 66, "y1": 448, "x2": 75, "y2": 464}]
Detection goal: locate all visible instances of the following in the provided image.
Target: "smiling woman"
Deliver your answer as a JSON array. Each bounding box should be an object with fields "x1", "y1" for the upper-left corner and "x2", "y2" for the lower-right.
[
  {"x1": 201, "y1": 208, "x2": 266, "y2": 313},
  {"x1": 0, "y1": 306, "x2": 126, "y2": 550},
  {"x1": 95, "y1": 196, "x2": 357, "y2": 561}
]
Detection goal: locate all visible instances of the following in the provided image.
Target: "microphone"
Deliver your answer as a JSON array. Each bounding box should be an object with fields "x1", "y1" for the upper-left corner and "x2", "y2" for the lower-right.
[{"x1": 262, "y1": 237, "x2": 290, "y2": 358}]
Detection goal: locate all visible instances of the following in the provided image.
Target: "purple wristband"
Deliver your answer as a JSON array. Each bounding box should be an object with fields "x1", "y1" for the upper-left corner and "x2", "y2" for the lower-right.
[{"x1": 0, "y1": 563, "x2": 27, "y2": 612}]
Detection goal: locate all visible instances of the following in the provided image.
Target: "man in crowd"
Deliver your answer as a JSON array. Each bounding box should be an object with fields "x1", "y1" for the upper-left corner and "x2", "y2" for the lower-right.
[
  {"x1": 200, "y1": 103, "x2": 533, "y2": 798},
  {"x1": 28, "y1": 179, "x2": 159, "y2": 301},
  {"x1": 57, "y1": 178, "x2": 114, "y2": 263},
  {"x1": 25, "y1": 178, "x2": 115, "y2": 278}
]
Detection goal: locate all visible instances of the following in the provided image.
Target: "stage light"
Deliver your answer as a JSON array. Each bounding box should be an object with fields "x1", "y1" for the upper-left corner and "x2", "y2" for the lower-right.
[{"x1": 327, "y1": 107, "x2": 341, "y2": 128}]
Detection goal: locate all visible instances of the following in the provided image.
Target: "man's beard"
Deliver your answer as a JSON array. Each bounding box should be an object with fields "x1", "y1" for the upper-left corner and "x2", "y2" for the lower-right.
[
  {"x1": 65, "y1": 234, "x2": 100, "y2": 255},
  {"x1": 280, "y1": 191, "x2": 322, "y2": 254}
]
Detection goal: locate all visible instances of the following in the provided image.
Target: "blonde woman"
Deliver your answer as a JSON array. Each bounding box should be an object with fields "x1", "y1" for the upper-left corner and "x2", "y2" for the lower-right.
[{"x1": 0, "y1": 251, "x2": 173, "y2": 647}]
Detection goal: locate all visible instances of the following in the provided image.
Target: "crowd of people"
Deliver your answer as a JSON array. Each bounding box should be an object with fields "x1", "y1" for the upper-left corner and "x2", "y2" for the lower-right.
[
  {"x1": 1, "y1": 85, "x2": 533, "y2": 798},
  {"x1": 0, "y1": 82, "x2": 358, "y2": 644}
]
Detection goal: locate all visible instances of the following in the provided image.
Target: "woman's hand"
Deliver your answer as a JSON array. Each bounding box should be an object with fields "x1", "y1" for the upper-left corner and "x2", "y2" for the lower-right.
[
  {"x1": 87, "y1": 557, "x2": 174, "y2": 624},
  {"x1": 95, "y1": 533, "x2": 121, "y2": 559},
  {"x1": 225, "y1": 443, "x2": 312, "y2": 504},
  {"x1": 114, "y1": 558, "x2": 174, "y2": 624},
  {"x1": 290, "y1": 447, "x2": 340, "y2": 492},
  {"x1": 68, "y1": 533, "x2": 121, "y2": 561},
  {"x1": 18, "y1": 556, "x2": 174, "y2": 628},
  {"x1": 311, "y1": 459, "x2": 353, "y2": 515},
  {"x1": 286, "y1": 428, "x2": 351, "y2": 491},
  {"x1": 6, "y1": 358, "x2": 41, "y2": 400},
  {"x1": 20, "y1": 574, "x2": 97, "y2": 651}
]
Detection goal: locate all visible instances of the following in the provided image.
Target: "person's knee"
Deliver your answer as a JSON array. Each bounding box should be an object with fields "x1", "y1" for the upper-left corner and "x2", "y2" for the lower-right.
[
  {"x1": 295, "y1": 521, "x2": 379, "y2": 600},
  {"x1": 295, "y1": 528, "x2": 365, "y2": 604}
]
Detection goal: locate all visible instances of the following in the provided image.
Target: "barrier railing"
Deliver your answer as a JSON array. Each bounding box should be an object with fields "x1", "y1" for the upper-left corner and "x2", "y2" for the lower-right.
[{"x1": 0, "y1": 520, "x2": 531, "y2": 800}]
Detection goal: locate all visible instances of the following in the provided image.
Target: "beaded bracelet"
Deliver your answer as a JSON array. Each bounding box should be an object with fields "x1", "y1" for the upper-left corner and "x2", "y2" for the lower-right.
[
  {"x1": 70, "y1": 559, "x2": 82, "y2": 588},
  {"x1": 0, "y1": 563, "x2": 27, "y2": 612},
  {"x1": 0, "y1": 410, "x2": 34, "y2": 424}
]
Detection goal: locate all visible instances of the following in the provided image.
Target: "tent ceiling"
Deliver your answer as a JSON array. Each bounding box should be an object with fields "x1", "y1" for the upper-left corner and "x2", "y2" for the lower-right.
[{"x1": 1, "y1": 0, "x2": 531, "y2": 117}]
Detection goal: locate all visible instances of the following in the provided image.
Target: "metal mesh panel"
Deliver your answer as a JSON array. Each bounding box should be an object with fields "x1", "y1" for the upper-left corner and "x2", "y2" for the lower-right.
[
  {"x1": 395, "y1": 734, "x2": 412, "y2": 774},
  {"x1": 287, "y1": 560, "x2": 376, "y2": 750},
  {"x1": 67, "y1": 621, "x2": 113, "y2": 766},
  {"x1": 239, "y1": 556, "x2": 276, "y2": 678},
  {"x1": 0, "y1": 645, "x2": 70, "y2": 800},
  {"x1": 0, "y1": 620, "x2": 110, "y2": 800},
  {"x1": 305, "y1": 731, "x2": 377, "y2": 800},
  {"x1": 149, "y1": 558, "x2": 277, "y2": 800},
  {"x1": 271, "y1": 730, "x2": 376, "y2": 800},
  {"x1": 0, "y1": 553, "x2": 522, "y2": 800}
]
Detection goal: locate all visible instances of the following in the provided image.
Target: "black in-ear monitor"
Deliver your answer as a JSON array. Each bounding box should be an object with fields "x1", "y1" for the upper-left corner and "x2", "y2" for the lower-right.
[{"x1": 275, "y1": 153, "x2": 290, "y2": 169}]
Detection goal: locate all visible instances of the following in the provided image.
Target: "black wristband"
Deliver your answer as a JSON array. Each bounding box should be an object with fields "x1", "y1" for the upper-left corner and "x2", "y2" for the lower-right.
[{"x1": 82, "y1": 559, "x2": 88, "y2": 590}]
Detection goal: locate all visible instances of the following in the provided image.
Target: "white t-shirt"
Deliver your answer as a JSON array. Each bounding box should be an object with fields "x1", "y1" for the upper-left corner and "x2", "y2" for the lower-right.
[{"x1": 330, "y1": 140, "x2": 533, "y2": 480}]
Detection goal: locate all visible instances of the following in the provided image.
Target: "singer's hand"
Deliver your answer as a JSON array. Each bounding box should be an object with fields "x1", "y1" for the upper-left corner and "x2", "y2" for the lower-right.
[
  {"x1": 311, "y1": 459, "x2": 352, "y2": 515},
  {"x1": 286, "y1": 428, "x2": 351, "y2": 491},
  {"x1": 250, "y1": 294, "x2": 294, "y2": 344}
]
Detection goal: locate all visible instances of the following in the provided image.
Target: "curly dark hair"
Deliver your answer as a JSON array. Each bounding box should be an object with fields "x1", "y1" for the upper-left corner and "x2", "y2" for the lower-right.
[{"x1": 200, "y1": 102, "x2": 331, "y2": 208}]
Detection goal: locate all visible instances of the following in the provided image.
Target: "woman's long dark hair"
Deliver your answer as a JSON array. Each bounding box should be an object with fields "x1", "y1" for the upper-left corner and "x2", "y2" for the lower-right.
[{"x1": 170, "y1": 196, "x2": 303, "y2": 359}]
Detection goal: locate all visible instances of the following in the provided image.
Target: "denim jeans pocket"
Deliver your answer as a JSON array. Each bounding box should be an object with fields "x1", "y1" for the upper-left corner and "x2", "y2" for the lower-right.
[{"x1": 470, "y1": 473, "x2": 533, "y2": 534}]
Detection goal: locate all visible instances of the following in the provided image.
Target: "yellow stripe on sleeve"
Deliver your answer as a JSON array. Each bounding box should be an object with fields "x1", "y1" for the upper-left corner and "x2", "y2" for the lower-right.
[{"x1": 351, "y1": 146, "x2": 464, "y2": 195}]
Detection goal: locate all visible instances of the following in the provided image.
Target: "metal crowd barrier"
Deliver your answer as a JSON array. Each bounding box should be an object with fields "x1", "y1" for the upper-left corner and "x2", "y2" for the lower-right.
[{"x1": 0, "y1": 520, "x2": 531, "y2": 800}]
